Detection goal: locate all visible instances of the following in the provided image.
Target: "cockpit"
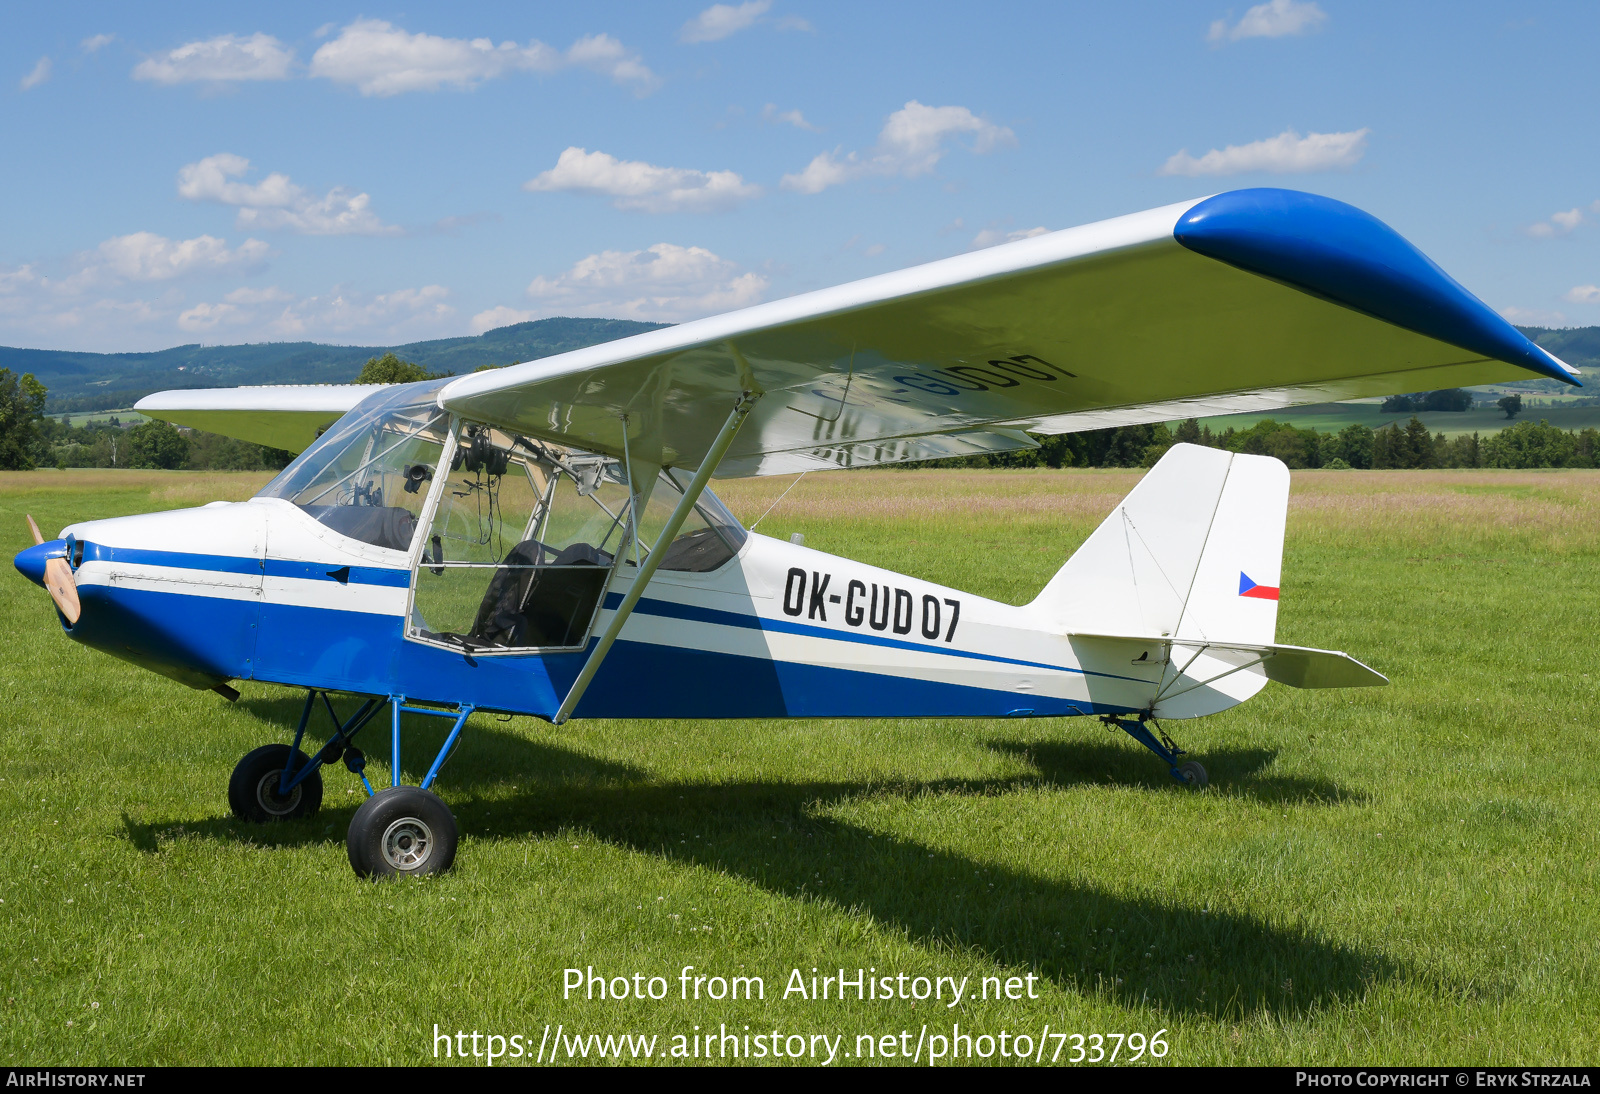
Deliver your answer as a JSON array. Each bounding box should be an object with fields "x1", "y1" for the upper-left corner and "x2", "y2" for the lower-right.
[{"x1": 255, "y1": 380, "x2": 748, "y2": 653}]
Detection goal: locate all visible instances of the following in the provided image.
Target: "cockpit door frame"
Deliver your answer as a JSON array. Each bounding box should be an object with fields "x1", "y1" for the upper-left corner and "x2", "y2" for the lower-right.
[{"x1": 400, "y1": 414, "x2": 636, "y2": 657}]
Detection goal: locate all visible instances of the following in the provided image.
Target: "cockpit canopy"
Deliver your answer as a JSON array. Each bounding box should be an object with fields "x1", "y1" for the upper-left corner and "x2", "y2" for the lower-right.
[
  {"x1": 256, "y1": 380, "x2": 749, "y2": 650},
  {"x1": 258, "y1": 380, "x2": 451, "y2": 552}
]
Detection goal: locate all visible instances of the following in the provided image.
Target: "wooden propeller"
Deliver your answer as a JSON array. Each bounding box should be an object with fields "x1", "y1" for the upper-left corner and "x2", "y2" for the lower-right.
[{"x1": 26, "y1": 515, "x2": 81, "y2": 625}]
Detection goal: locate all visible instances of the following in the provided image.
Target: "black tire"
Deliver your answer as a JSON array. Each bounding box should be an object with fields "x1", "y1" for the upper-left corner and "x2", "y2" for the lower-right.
[
  {"x1": 346, "y1": 787, "x2": 458, "y2": 879},
  {"x1": 229, "y1": 744, "x2": 323, "y2": 822},
  {"x1": 1178, "y1": 760, "x2": 1209, "y2": 789}
]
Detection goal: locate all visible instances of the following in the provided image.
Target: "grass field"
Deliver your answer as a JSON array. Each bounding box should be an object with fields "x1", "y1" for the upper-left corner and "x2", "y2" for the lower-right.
[
  {"x1": 2, "y1": 466, "x2": 1597, "y2": 1066},
  {"x1": 58, "y1": 410, "x2": 147, "y2": 428},
  {"x1": 1197, "y1": 400, "x2": 1600, "y2": 438}
]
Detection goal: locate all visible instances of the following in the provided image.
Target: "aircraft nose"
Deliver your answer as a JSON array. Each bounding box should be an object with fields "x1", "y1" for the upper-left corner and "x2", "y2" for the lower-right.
[{"x1": 14, "y1": 539, "x2": 65, "y2": 587}]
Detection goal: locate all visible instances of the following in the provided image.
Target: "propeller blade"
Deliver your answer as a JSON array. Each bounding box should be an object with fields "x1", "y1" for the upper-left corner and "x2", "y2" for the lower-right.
[
  {"x1": 43, "y1": 557, "x2": 80, "y2": 625},
  {"x1": 24, "y1": 515, "x2": 81, "y2": 625}
]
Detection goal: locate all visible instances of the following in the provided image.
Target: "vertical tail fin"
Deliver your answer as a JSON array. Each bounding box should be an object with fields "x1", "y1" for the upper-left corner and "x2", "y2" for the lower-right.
[{"x1": 1028, "y1": 442, "x2": 1290, "y2": 644}]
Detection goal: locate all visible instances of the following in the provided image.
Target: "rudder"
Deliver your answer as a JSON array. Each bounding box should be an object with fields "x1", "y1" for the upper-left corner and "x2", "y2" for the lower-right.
[{"x1": 1028, "y1": 442, "x2": 1289, "y2": 645}]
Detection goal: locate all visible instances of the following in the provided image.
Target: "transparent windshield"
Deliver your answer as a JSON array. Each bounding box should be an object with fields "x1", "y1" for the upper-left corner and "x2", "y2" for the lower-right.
[
  {"x1": 257, "y1": 380, "x2": 450, "y2": 553},
  {"x1": 408, "y1": 420, "x2": 748, "y2": 653},
  {"x1": 633, "y1": 468, "x2": 747, "y2": 573}
]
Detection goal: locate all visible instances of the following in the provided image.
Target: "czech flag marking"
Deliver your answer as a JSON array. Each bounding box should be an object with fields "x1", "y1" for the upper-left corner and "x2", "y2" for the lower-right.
[{"x1": 1238, "y1": 572, "x2": 1280, "y2": 601}]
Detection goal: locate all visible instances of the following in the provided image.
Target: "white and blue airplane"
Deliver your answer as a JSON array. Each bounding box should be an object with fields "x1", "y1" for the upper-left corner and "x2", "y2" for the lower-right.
[{"x1": 14, "y1": 189, "x2": 1577, "y2": 878}]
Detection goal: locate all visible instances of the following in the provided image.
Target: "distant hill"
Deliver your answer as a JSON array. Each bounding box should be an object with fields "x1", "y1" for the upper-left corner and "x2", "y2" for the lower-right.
[
  {"x1": 2, "y1": 317, "x2": 669, "y2": 413},
  {"x1": 1520, "y1": 326, "x2": 1600, "y2": 387}
]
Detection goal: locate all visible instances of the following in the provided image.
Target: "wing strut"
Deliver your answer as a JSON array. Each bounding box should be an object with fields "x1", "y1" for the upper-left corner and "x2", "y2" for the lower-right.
[{"x1": 551, "y1": 389, "x2": 763, "y2": 725}]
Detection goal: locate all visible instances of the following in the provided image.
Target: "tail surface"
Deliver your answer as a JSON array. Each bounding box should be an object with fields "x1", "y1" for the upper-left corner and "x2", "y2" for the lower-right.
[{"x1": 1029, "y1": 442, "x2": 1290, "y2": 645}]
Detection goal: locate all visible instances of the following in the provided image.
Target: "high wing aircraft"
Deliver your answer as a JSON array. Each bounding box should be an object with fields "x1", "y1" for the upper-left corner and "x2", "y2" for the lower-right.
[{"x1": 13, "y1": 188, "x2": 1577, "y2": 878}]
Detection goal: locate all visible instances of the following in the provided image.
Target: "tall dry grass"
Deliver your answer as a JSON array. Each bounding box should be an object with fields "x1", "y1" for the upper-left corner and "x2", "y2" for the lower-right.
[{"x1": 0, "y1": 469, "x2": 275, "y2": 505}]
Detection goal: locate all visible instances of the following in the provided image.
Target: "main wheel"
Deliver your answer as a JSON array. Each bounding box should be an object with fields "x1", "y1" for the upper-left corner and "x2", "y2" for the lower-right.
[
  {"x1": 347, "y1": 787, "x2": 458, "y2": 879},
  {"x1": 229, "y1": 744, "x2": 323, "y2": 822},
  {"x1": 1178, "y1": 760, "x2": 1208, "y2": 789}
]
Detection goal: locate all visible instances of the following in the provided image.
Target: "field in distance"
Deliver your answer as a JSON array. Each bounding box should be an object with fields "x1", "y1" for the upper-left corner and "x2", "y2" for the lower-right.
[{"x1": 1, "y1": 466, "x2": 1596, "y2": 1065}]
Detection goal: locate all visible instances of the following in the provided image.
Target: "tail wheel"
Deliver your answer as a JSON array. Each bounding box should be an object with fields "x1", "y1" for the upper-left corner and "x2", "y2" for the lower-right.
[
  {"x1": 229, "y1": 744, "x2": 323, "y2": 822},
  {"x1": 1178, "y1": 760, "x2": 1209, "y2": 789},
  {"x1": 347, "y1": 787, "x2": 458, "y2": 879}
]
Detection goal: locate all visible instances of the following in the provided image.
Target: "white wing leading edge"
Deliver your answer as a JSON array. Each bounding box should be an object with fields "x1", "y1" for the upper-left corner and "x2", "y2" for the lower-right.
[{"x1": 134, "y1": 385, "x2": 387, "y2": 454}]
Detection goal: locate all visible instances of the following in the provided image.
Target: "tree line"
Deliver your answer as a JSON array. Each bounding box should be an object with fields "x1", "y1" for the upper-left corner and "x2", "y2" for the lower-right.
[{"x1": 917, "y1": 415, "x2": 1600, "y2": 470}]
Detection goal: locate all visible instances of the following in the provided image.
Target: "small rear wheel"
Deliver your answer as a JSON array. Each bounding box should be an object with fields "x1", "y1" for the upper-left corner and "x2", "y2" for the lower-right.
[
  {"x1": 347, "y1": 787, "x2": 458, "y2": 879},
  {"x1": 1178, "y1": 760, "x2": 1208, "y2": 789},
  {"x1": 229, "y1": 744, "x2": 322, "y2": 822}
]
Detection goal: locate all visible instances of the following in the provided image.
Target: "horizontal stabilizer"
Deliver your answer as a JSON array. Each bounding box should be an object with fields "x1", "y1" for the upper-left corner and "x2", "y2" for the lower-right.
[{"x1": 1071, "y1": 632, "x2": 1388, "y2": 690}]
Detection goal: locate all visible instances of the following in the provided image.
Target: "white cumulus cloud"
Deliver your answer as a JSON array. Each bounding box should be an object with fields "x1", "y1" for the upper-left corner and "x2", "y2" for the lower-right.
[
  {"x1": 1500, "y1": 306, "x2": 1567, "y2": 327},
  {"x1": 523, "y1": 147, "x2": 761, "y2": 213},
  {"x1": 1526, "y1": 203, "x2": 1600, "y2": 238},
  {"x1": 309, "y1": 20, "x2": 656, "y2": 96},
  {"x1": 177, "y1": 153, "x2": 399, "y2": 236},
  {"x1": 133, "y1": 33, "x2": 294, "y2": 85},
  {"x1": 180, "y1": 284, "x2": 454, "y2": 339},
  {"x1": 1562, "y1": 285, "x2": 1600, "y2": 304},
  {"x1": 1159, "y1": 127, "x2": 1368, "y2": 177},
  {"x1": 94, "y1": 232, "x2": 270, "y2": 282},
  {"x1": 81, "y1": 34, "x2": 115, "y2": 54},
  {"x1": 470, "y1": 305, "x2": 537, "y2": 334},
  {"x1": 20, "y1": 57, "x2": 52, "y2": 91},
  {"x1": 523, "y1": 243, "x2": 766, "y2": 322},
  {"x1": 781, "y1": 100, "x2": 1014, "y2": 194},
  {"x1": 681, "y1": 1, "x2": 772, "y2": 43},
  {"x1": 1208, "y1": 0, "x2": 1327, "y2": 43},
  {"x1": 281, "y1": 285, "x2": 454, "y2": 337},
  {"x1": 971, "y1": 226, "x2": 1050, "y2": 249},
  {"x1": 763, "y1": 103, "x2": 820, "y2": 131}
]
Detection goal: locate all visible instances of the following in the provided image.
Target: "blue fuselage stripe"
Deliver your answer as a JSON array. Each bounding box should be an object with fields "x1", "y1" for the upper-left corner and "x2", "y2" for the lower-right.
[
  {"x1": 604, "y1": 591, "x2": 1142, "y2": 682},
  {"x1": 80, "y1": 544, "x2": 410, "y2": 587},
  {"x1": 77, "y1": 551, "x2": 1141, "y2": 683}
]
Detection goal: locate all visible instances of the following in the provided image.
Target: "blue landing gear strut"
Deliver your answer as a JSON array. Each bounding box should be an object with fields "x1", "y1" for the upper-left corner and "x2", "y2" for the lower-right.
[
  {"x1": 228, "y1": 691, "x2": 476, "y2": 878},
  {"x1": 1102, "y1": 715, "x2": 1209, "y2": 789}
]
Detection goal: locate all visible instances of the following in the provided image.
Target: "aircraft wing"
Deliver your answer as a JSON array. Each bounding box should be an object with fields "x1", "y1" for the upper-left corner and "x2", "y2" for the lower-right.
[
  {"x1": 435, "y1": 188, "x2": 1575, "y2": 476},
  {"x1": 137, "y1": 188, "x2": 1577, "y2": 472},
  {"x1": 134, "y1": 385, "x2": 387, "y2": 454}
]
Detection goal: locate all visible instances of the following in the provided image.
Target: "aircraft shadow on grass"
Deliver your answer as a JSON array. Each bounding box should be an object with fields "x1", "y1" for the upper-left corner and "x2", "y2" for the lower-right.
[
  {"x1": 988, "y1": 737, "x2": 1364, "y2": 805},
  {"x1": 122, "y1": 704, "x2": 1391, "y2": 1021}
]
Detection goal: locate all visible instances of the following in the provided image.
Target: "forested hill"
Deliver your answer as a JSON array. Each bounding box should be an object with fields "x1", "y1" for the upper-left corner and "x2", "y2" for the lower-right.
[
  {"x1": 2, "y1": 317, "x2": 669, "y2": 412},
  {"x1": 1523, "y1": 327, "x2": 1600, "y2": 374},
  {"x1": 5, "y1": 320, "x2": 1595, "y2": 413}
]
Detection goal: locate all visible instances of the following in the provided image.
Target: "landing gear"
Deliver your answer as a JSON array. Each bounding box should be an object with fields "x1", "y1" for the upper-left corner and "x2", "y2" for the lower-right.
[
  {"x1": 230, "y1": 689, "x2": 476, "y2": 877},
  {"x1": 346, "y1": 787, "x2": 459, "y2": 878},
  {"x1": 228, "y1": 744, "x2": 322, "y2": 822},
  {"x1": 1103, "y1": 715, "x2": 1208, "y2": 789}
]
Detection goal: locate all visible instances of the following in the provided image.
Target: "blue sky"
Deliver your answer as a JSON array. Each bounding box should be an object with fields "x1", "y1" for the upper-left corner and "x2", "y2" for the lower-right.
[{"x1": 4, "y1": 0, "x2": 1598, "y2": 352}]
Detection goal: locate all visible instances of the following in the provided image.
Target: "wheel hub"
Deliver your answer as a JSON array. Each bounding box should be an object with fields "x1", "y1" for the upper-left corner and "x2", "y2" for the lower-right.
[
  {"x1": 381, "y1": 817, "x2": 434, "y2": 870},
  {"x1": 254, "y1": 770, "x2": 302, "y2": 816}
]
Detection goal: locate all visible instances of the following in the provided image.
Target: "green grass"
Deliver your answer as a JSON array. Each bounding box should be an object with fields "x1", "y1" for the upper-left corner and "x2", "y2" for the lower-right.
[
  {"x1": 57, "y1": 409, "x2": 147, "y2": 428},
  {"x1": 1196, "y1": 400, "x2": 1600, "y2": 438},
  {"x1": 2, "y1": 467, "x2": 1598, "y2": 1066}
]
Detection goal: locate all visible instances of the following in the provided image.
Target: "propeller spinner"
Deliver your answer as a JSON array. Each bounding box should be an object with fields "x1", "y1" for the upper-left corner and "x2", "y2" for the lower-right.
[{"x1": 24, "y1": 515, "x2": 81, "y2": 625}]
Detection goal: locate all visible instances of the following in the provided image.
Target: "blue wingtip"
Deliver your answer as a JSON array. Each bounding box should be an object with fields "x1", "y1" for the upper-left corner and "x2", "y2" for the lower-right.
[{"x1": 1175, "y1": 189, "x2": 1581, "y2": 388}]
